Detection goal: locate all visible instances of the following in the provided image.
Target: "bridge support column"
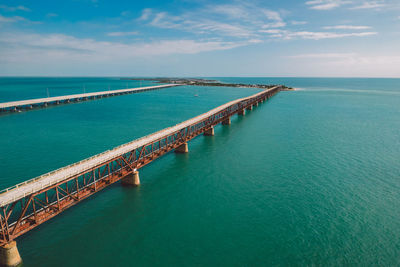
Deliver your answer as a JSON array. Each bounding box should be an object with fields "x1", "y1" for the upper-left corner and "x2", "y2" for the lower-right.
[
  {"x1": 121, "y1": 171, "x2": 140, "y2": 186},
  {"x1": 175, "y1": 143, "x2": 188, "y2": 153},
  {"x1": 246, "y1": 105, "x2": 253, "y2": 111},
  {"x1": 222, "y1": 117, "x2": 231, "y2": 125},
  {"x1": 0, "y1": 241, "x2": 22, "y2": 267},
  {"x1": 238, "y1": 109, "x2": 245, "y2": 116},
  {"x1": 204, "y1": 127, "x2": 214, "y2": 136}
]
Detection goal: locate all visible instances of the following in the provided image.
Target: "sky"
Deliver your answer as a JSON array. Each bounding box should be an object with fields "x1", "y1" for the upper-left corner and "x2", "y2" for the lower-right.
[{"x1": 0, "y1": 0, "x2": 399, "y2": 77}]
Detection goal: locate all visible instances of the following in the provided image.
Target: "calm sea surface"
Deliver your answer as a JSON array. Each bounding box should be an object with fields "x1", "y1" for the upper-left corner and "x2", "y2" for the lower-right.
[{"x1": 0, "y1": 77, "x2": 399, "y2": 266}]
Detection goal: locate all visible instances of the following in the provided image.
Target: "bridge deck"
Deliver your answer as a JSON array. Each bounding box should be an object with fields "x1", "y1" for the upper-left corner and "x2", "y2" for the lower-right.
[
  {"x1": 0, "y1": 87, "x2": 278, "y2": 207},
  {"x1": 0, "y1": 84, "x2": 179, "y2": 111}
]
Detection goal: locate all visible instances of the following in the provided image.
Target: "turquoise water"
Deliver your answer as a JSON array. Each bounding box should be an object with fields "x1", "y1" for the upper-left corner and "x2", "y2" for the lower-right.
[
  {"x1": 0, "y1": 78, "x2": 399, "y2": 266},
  {"x1": 0, "y1": 77, "x2": 156, "y2": 102}
]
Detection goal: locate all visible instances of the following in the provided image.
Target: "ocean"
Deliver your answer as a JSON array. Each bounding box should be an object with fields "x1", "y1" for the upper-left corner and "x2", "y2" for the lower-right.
[{"x1": 0, "y1": 77, "x2": 399, "y2": 266}]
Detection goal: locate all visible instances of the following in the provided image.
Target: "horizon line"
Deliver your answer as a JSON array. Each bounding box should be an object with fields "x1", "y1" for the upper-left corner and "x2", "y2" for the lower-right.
[{"x1": 0, "y1": 76, "x2": 400, "y2": 79}]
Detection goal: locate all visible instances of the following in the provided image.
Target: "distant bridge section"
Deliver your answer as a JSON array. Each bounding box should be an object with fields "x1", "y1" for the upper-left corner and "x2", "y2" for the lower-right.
[{"x1": 0, "y1": 84, "x2": 179, "y2": 113}]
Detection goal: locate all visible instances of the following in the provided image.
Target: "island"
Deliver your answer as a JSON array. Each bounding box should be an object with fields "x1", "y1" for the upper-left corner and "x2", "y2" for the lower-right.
[{"x1": 122, "y1": 78, "x2": 295, "y2": 91}]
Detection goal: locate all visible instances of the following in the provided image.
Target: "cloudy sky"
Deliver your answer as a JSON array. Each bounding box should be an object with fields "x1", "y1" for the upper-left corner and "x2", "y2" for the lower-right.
[{"x1": 0, "y1": 0, "x2": 399, "y2": 77}]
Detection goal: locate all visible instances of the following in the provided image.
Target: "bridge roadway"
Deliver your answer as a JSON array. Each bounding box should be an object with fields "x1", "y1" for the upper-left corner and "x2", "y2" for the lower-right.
[
  {"x1": 0, "y1": 86, "x2": 281, "y2": 265},
  {"x1": 0, "y1": 84, "x2": 179, "y2": 113},
  {"x1": 0, "y1": 87, "x2": 273, "y2": 206}
]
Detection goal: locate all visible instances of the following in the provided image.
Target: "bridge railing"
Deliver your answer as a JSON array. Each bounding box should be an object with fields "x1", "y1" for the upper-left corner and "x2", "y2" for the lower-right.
[{"x1": 0, "y1": 86, "x2": 279, "y2": 200}]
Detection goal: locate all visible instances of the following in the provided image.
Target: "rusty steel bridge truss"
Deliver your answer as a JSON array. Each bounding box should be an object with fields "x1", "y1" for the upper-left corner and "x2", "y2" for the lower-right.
[{"x1": 0, "y1": 86, "x2": 281, "y2": 245}]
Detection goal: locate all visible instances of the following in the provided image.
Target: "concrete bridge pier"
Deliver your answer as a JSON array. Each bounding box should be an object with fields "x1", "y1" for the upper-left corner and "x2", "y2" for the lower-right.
[
  {"x1": 204, "y1": 127, "x2": 214, "y2": 136},
  {"x1": 0, "y1": 241, "x2": 22, "y2": 267},
  {"x1": 246, "y1": 105, "x2": 253, "y2": 111},
  {"x1": 222, "y1": 117, "x2": 231, "y2": 125},
  {"x1": 175, "y1": 143, "x2": 189, "y2": 153},
  {"x1": 121, "y1": 171, "x2": 140, "y2": 186},
  {"x1": 238, "y1": 109, "x2": 245, "y2": 116}
]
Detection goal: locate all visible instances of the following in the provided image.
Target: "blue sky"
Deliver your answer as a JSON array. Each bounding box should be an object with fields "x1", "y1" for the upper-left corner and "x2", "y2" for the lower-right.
[{"x1": 0, "y1": 0, "x2": 399, "y2": 77}]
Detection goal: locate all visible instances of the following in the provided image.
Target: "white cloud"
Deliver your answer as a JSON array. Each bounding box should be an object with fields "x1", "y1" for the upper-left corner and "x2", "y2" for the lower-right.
[
  {"x1": 291, "y1": 21, "x2": 308, "y2": 25},
  {"x1": 288, "y1": 31, "x2": 377, "y2": 39},
  {"x1": 149, "y1": 12, "x2": 182, "y2": 29},
  {"x1": 107, "y1": 31, "x2": 139, "y2": 37},
  {"x1": 349, "y1": 1, "x2": 386, "y2": 9},
  {"x1": 261, "y1": 9, "x2": 286, "y2": 28},
  {"x1": 262, "y1": 9, "x2": 283, "y2": 22},
  {"x1": 0, "y1": 32, "x2": 246, "y2": 65},
  {"x1": 262, "y1": 29, "x2": 377, "y2": 40},
  {"x1": 305, "y1": 0, "x2": 352, "y2": 10},
  {"x1": 208, "y1": 4, "x2": 250, "y2": 19},
  {"x1": 259, "y1": 29, "x2": 282, "y2": 34},
  {"x1": 289, "y1": 53, "x2": 357, "y2": 58},
  {"x1": 0, "y1": 5, "x2": 30, "y2": 12},
  {"x1": 323, "y1": 25, "x2": 372, "y2": 30},
  {"x1": 147, "y1": 11, "x2": 255, "y2": 38},
  {"x1": 248, "y1": 39, "x2": 263, "y2": 43},
  {"x1": 139, "y1": 4, "x2": 286, "y2": 38},
  {"x1": 0, "y1": 14, "x2": 27, "y2": 23},
  {"x1": 208, "y1": 4, "x2": 284, "y2": 26},
  {"x1": 262, "y1": 21, "x2": 286, "y2": 28},
  {"x1": 138, "y1": 8, "x2": 152, "y2": 21},
  {"x1": 0, "y1": 14, "x2": 41, "y2": 24},
  {"x1": 196, "y1": 21, "x2": 254, "y2": 37}
]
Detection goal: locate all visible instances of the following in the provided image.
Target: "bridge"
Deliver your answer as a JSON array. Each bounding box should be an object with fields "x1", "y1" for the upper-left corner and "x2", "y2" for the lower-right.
[
  {"x1": 0, "y1": 85, "x2": 281, "y2": 266},
  {"x1": 0, "y1": 84, "x2": 179, "y2": 113}
]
